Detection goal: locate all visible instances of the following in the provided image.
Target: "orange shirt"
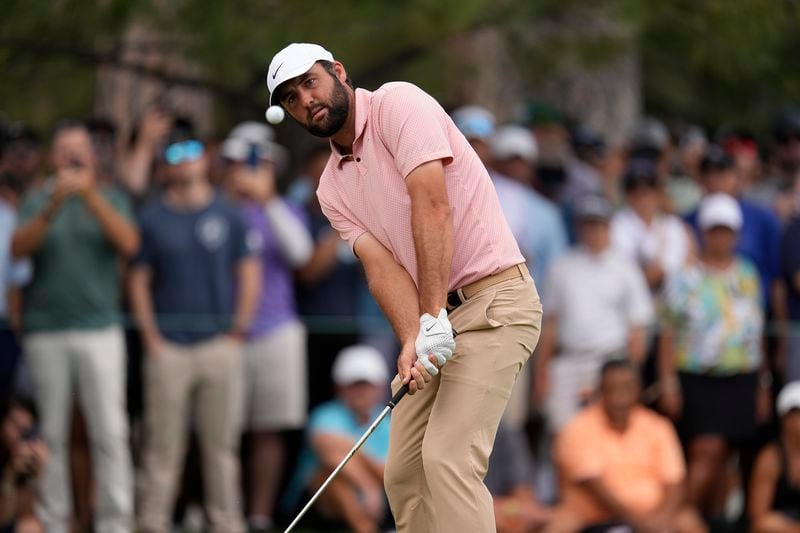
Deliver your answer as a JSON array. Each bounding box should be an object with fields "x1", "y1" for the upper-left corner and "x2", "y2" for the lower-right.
[
  {"x1": 555, "y1": 404, "x2": 685, "y2": 523},
  {"x1": 317, "y1": 82, "x2": 524, "y2": 291}
]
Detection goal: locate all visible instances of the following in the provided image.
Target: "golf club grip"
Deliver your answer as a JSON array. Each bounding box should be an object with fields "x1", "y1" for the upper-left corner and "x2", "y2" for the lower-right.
[
  {"x1": 388, "y1": 329, "x2": 457, "y2": 409},
  {"x1": 389, "y1": 384, "x2": 409, "y2": 408}
]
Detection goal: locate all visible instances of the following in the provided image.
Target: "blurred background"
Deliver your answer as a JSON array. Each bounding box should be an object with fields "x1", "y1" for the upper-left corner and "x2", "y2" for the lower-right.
[{"x1": 2, "y1": 1, "x2": 800, "y2": 533}]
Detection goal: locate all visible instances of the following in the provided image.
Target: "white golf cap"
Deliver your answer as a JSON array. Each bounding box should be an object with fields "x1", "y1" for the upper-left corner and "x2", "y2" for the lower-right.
[
  {"x1": 221, "y1": 121, "x2": 289, "y2": 171},
  {"x1": 267, "y1": 43, "x2": 334, "y2": 106},
  {"x1": 698, "y1": 193, "x2": 742, "y2": 231},
  {"x1": 490, "y1": 124, "x2": 538, "y2": 163},
  {"x1": 777, "y1": 381, "x2": 800, "y2": 417},
  {"x1": 332, "y1": 345, "x2": 389, "y2": 387}
]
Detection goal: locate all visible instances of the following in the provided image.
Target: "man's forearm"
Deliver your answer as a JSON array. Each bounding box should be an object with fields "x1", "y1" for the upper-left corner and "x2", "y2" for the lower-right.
[
  {"x1": 412, "y1": 199, "x2": 453, "y2": 315},
  {"x1": 363, "y1": 252, "x2": 420, "y2": 346},
  {"x1": 11, "y1": 214, "x2": 51, "y2": 258},
  {"x1": 128, "y1": 268, "x2": 160, "y2": 340},
  {"x1": 406, "y1": 160, "x2": 454, "y2": 316},
  {"x1": 83, "y1": 189, "x2": 140, "y2": 257},
  {"x1": 627, "y1": 325, "x2": 647, "y2": 366},
  {"x1": 232, "y1": 258, "x2": 261, "y2": 335},
  {"x1": 581, "y1": 478, "x2": 639, "y2": 523}
]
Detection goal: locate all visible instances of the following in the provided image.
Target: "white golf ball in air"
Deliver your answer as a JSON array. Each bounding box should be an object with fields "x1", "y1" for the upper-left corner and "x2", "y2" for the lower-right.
[{"x1": 265, "y1": 106, "x2": 285, "y2": 125}]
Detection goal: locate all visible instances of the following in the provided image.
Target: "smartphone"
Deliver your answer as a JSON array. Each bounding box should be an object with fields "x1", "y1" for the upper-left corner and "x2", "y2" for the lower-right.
[{"x1": 21, "y1": 427, "x2": 38, "y2": 442}]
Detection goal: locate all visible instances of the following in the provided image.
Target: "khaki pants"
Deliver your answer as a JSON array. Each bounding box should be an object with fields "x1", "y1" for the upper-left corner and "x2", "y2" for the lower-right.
[
  {"x1": 138, "y1": 335, "x2": 245, "y2": 533},
  {"x1": 24, "y1": 327, "x2": 133, "y2": 533},
  {"x1": 384, "y1": 274, "x2": 542, "y2": 533}
]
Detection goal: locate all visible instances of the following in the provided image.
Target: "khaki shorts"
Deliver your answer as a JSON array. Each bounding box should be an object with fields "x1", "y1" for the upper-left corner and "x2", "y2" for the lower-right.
[{"x1": 243, "y1": 320, "x2": 308, "y2": 431}]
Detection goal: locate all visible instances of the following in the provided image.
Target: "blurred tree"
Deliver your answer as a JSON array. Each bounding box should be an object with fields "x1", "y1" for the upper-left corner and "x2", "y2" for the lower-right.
[{"x1": 1, "y1": 0, "x2": 799, "y2": 142}]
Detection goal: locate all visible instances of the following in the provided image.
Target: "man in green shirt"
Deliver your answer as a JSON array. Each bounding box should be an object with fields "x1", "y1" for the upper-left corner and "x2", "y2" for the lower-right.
[{"x1": 11, "y1": 120, "x2": 139, "y2": 533}]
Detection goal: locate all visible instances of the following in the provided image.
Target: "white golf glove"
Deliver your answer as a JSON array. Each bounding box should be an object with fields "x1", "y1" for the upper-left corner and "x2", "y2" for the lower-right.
[{"x1": 415, "y1": 308, "x2": 456, "y2": 376}]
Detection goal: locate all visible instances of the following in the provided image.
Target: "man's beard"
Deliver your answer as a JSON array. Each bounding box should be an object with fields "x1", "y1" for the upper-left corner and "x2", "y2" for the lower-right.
[{"x1": 306, "y1": 77, "x2": 350, "y2": 138}]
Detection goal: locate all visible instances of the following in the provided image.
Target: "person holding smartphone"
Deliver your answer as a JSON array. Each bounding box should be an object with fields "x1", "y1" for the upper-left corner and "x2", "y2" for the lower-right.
[
  {"x1": 1, "y1": 396, "x2": 48, "y2": 533},
  {"x1": 11, "y1": 120, "x2": 138, "y2": 533}
]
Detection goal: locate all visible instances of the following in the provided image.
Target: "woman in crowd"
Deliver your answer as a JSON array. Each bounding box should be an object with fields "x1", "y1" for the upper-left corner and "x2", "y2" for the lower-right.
[{"x1": 659, "y1": 193, "x2": 771, "y2": 518}]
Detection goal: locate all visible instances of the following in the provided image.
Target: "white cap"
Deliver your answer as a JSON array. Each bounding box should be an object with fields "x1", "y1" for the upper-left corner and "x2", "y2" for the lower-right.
[
  {"x1": 490, "y1": 124, "x2": 538, "y2": 163},
  {"x1": 332, "y1": 345, "x2": 388, "y2": 387},
  {"x1": 451, "y1": 106, "x2": 496, "y2": 140},
  {"x1": 777, "y1": 381, "x2": 800, "y2": 417},
  {"x1": 267, "y1": 43, "x2": 334, "y2": 106},
  {"x1": 221, "y1": 121, "x2": 289, "y2": 171},
  {"x1": 698, "y1": 193, "x2": 742, "y2": 231}
]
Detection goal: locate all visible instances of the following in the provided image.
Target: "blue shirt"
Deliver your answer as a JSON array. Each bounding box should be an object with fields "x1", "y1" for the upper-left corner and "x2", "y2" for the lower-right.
[
  {"x1": 491, "y1": 172, "x2": 568, "y2": 291},
  {"x1": 686, "y1": 197, "x2": 781, "y2": 307},
  {"x1": 0, "y1": 199, "x2": 30, "y2": 319},
  {"x1": 284, "y1": 399, "x2": 390, "y2": 510},
  {"x1": 134, "y1": 193, "x2": 258, "y2": 343}
]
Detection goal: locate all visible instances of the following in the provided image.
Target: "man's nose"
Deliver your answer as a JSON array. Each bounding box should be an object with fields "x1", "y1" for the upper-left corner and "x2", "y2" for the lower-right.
[{"x1": 299, "y1": 88, "x2": 315, "y2": 110}]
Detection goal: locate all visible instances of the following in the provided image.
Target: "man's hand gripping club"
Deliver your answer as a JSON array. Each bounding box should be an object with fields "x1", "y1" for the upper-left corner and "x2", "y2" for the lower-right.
[{"x1": 399, "y1": 308, "x2": 456, "y2": 395}]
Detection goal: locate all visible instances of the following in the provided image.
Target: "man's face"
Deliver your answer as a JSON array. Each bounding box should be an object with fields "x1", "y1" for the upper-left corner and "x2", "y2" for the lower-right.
[
  {"x1": 280, "y1": 63, "x2": 350, "y2": 138},
  {"x1": 776, "y1": 132, "x2": 800, "y2": 169},
  {"x1": 702, "y1": 226, "x2": 738, "y2": 258},
  {"x1": 51, "y1": 128, "x2": 96, "y2": 172},
  {"x1": 782, "y1": 410, "x2": 800, "y2": 441},
  {"x1": 1, "y1": 406, "x2": 34, "y2": 451},
  {"x1": 2, "y1": 139, "x2": 41, "y2": 179},
  {"x1": 494, "y1": 157, "x2": 533, "y2": 184},
  {"x1": 626, "y1": 184, "x2": 660, "y2": 216},
  {"x1": 578, "y1": 219, "x2": 610, "y2": 253},
  {"x1": 600, "y1": 368, "x2": 639, "y2": 429},
  {"x1": 338, "y1": 381, "x2": 382, "y2": 418},
  {"x1": 703, "y1": 168, "x2": 739, "y2": 196},
  {"x1": 468, "y1": 139, "x2": 491, "y2": 166},
  {"x1": 163, "y1": 154, "x2": 209, "y2": 185}
]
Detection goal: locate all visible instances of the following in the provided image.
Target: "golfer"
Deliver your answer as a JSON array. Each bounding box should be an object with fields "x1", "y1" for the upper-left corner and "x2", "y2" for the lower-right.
[{"x1": 267, "y1": 43, "x2": 542, "y2": 532}]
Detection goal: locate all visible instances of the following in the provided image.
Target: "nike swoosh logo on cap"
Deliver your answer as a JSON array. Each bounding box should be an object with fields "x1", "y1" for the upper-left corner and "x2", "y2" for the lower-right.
[{"x1": 272, "y1": 61, "x2": 285, "y2": 80}]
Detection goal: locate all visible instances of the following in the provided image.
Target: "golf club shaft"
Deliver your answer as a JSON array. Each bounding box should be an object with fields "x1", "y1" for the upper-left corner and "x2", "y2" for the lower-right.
[
  {"x1": 284, "y1": 332, "x2": 456, "y2": 532},
  {"x1": 283, "y1": 389, "x2": 405, "y2": 533}
]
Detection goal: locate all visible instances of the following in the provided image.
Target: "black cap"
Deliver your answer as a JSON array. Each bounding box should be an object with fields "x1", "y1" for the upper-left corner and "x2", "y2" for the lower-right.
[
  {"x1": 772, "y1": 108, "x2": 800, "y2": 143},
  {"x1": 165, "y1": 117, "x2": 197, "y2": 147},
  {"x1": 623, "y1": 158, "x2": 660, "y2": 192},
  {"x1": 700, "y1": 145, "x2": 734, "y2": 173},
  {"x1": 574, "y1": 194, "x2": 613, "y2": 222}
]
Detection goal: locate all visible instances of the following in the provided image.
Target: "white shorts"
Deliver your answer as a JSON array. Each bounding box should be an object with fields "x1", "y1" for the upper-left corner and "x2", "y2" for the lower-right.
[{"x1": 243, "y1": 320, "x2": 308, "y2": 431}]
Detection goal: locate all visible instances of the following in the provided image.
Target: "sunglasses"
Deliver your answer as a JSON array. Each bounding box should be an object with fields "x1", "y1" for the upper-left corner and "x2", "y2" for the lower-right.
[{"x1": 165, "y1": 140, "x2": 204, "y2": 165}]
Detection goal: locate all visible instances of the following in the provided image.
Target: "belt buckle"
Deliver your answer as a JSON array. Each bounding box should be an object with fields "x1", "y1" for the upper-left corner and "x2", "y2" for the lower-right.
[{"x1": 446, "y1": 290, "x2": 463, "y2": 312}]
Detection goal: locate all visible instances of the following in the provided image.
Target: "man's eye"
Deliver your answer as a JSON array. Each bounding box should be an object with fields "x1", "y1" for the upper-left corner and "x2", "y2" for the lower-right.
[
  {"x1": 304, "y1": 78, "x2": 316, "y2": 88},
  {"x1": 286, "y1": 95, "x2": 296, "y2": 106}
]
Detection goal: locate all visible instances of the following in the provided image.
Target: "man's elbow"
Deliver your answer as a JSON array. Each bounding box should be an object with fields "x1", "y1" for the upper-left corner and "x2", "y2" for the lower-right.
[
  {"x1": 11, "y1": 234, "x2": 29, "y2": 259},
  {"x1": 118, "y1": 231, "x2": 140, "y2": 258}
]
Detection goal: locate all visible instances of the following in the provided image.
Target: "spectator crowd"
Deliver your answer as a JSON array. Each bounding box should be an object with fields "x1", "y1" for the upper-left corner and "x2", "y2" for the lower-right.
[{"x1": 1, "y1": 96, "x2": 800, "y2": 533}]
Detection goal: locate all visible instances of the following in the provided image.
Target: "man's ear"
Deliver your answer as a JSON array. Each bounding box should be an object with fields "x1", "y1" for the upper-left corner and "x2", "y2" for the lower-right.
[{"x1": 332, "y1": 61, "x2": 348, "y2": 84}]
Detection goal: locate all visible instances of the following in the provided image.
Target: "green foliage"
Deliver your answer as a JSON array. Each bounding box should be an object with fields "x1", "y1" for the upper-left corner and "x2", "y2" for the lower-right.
[
  {"x1": 1, "y1": 0, "x2": 799, "y2": 137},
  {"x1": 636, "y1": 0, "x2": 800, "y2": 133}
]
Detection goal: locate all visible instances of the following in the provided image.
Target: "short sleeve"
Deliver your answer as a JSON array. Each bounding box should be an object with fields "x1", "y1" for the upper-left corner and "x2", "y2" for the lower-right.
[
  {"x1": 318, "y1": 192, "x2": 367, "y2": 252},
  {"x1": 230, "y1": 207, "x2": 260, "y2": 260},
  {"x1": 8, "y1": 259, "x2": 31, "y2": 287},
  {"x1": 106, "y1": 186, "x2": 135, "y2": 221},
  {"x1": 17, "y1": 191, "x2": 46, "y2": 225},
  {"x1": 555, "y1": 413, "x2": 604, "y2": 481},
  {"x1": 375, "y1": 84, "x2": 454, "y2": 179},
  {"x1": 308, "y1": 403, "x2": 354, "y2": 440},
  {"x1": 653, "y1": 417, "x2": 686, "y2": 484},
  {"x1": 132, "y1": 209, "x2": 156, "y2": 267},
  {"x1": 622, "y1": 259, "x2": 654, "y2": 326}
]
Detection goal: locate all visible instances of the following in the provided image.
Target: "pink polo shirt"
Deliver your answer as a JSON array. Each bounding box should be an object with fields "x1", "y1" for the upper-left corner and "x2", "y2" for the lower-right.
[{"x1": 317, "y1": 82, "x2": 523, "y2": 291}]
